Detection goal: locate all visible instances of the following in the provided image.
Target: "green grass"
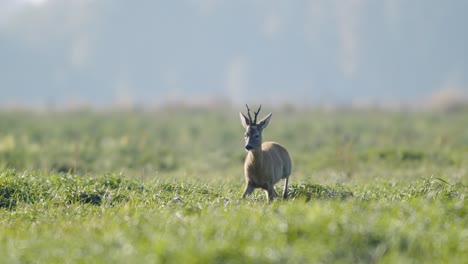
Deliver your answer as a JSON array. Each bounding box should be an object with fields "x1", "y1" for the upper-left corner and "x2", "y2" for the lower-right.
[{"x1": 0, "y1": 108, "x2": 467, "y2": 263}]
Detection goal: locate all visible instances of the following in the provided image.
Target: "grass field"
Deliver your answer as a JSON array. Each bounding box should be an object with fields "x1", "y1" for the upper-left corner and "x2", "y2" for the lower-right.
[{"x1": 0, "y1": 107, "x2": 467, "y2": 263}]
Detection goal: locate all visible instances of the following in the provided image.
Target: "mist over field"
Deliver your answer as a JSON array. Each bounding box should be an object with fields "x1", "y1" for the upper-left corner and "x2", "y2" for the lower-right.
[{"x1": 1, "y1": 0, "x2": 467, "y2": 109}]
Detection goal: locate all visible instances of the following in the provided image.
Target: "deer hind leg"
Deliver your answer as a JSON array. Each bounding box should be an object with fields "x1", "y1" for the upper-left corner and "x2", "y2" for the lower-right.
[
  {"x1": 282, "y1": 176, "x2": 289, "y2": 199},
  {"x1": 242, "y1": 181, "x2": 255, "y2": 198}
]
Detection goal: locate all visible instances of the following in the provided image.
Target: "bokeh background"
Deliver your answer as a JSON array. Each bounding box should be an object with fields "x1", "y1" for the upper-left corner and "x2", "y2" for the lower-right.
[{"x1": 1, "y1": 0, "x2": 467, "y2": 109}]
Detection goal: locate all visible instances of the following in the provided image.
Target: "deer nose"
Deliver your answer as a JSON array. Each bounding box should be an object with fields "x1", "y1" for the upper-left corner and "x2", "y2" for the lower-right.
[{"x1": 245, "y1": 144, "x2": 254, "y2": 150}]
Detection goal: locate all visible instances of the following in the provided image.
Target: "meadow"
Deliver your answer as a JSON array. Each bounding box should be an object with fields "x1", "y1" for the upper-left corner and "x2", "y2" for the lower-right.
[{"x1": 0, "y1": 106, "x2": 467, "y2": 263}]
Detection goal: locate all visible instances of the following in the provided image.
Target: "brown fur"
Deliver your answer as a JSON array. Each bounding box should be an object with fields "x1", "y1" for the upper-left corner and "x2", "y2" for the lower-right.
[
  {"x1": 243, "y1": 142, "x2": 292, "y2": 201},
  {"x1": 240, "y1": 105, "x2": 292, "y2": 202}
]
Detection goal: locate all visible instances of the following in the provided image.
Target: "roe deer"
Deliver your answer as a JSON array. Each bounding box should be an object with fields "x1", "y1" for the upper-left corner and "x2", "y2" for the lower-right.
[{"x1": 239, "y1": 104, "x2": 292, "y2": 202}]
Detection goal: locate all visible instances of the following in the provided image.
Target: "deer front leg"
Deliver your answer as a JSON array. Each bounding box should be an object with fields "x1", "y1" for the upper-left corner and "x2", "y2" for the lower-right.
[
  {"x1": 242, "y1": 181, "x2": 255, "y2": 198},
  {"x1": 266, "y1": 187, "x2": 275, "y2": 202},
  {"x1": 272, "y1": 189, "x2": 279, "y2": 197}
]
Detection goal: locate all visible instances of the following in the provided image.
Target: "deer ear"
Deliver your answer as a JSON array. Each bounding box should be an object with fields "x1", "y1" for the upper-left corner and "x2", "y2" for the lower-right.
[
  {"x1": 258, "y1": 113, "x2": 272, "y2": 129},
  {"x1": 240, "y1": 112, "x2": 250, "y2": 128}
]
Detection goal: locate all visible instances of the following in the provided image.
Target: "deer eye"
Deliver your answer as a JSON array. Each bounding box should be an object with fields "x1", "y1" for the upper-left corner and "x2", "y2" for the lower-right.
[{"x1": 255, "y1": 135, "x2": 259, "y2": 138}]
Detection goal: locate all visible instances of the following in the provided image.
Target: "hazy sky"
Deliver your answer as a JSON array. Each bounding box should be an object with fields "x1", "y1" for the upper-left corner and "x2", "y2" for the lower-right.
[{"x1": 1, "y1": 0, "x2": 467, "y2": 107}]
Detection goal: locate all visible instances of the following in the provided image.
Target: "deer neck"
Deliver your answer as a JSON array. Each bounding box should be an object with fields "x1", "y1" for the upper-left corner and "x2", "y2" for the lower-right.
[{"x1": 249, "y1": 145, "x2": 264, "y2": 168}]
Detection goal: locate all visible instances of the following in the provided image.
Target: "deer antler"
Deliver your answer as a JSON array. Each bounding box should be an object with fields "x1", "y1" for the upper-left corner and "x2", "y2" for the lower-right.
[
  {"x1": 253, "y1": 105, "x2": 262, "y2": 124},
  {"x1": 245, "y1": 104, "x2": 253, "y2": 124},
  {"x1": 245, "y1": 104, "x2": 262, "y2": 125}
]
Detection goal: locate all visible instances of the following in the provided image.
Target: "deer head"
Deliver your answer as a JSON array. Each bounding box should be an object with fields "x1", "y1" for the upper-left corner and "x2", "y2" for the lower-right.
[{"x1": 239, "y1": 104, "x2": 272, "y2": 151}]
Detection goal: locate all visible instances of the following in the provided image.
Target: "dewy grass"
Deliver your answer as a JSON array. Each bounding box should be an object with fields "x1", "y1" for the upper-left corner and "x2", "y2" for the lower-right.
[
  {"x1": 0, "y1": 108, "x2": 467, "y2": 263},
  {"x1": 0, "y1": 170, "x2": 466, "y2": 263}
]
